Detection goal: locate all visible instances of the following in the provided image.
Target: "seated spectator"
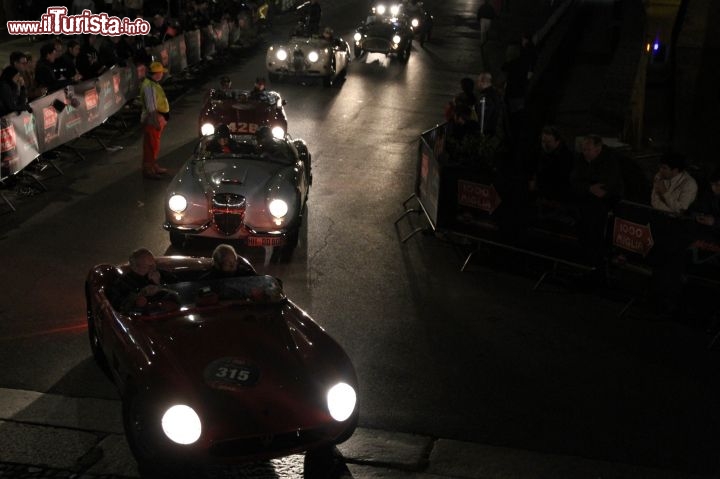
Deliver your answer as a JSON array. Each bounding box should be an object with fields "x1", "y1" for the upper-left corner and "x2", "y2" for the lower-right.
[
  {"x1": 33, "y1": 42, "x2": 72, "y2": 95},
  {"x1": 650, "y1": 153, "x2": 698, "y2": 215},
  {"x1": 693, "y1": 168, "x2": 720, "y2": 232},
  {"x1": 570, "y1": 134, "x2": 625, "y2": 273},
  {"x1": 107, "y1": 248, "x2": 178, "y2": 312},
  {"x1": 200, "y1": 244, "x2": 249, "y2": 280},
  {"x1": 147, "y1": 13, "x2": 176, "y2": 46},
  {"x1": 529, "y1": 125, "x2": 574, "y2": 202},
  {"x1": 98, "y1": 35, "x2": 132, "y2": 69},
  {"x1": 206, "y1": 124, "x2": 240, "y2": 153},
  {"x1": 0, "y1": 66, "x2": 28, "y2": 116}
]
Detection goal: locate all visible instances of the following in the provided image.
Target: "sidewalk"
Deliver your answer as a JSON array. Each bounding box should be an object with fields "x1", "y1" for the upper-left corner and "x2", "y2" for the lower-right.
[{"x1": 0, "y1": 388, "x2": 711, "y2": 479}]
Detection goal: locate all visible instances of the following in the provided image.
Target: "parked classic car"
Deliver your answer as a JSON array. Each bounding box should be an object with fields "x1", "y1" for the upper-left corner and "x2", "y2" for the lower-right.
[
  {"x1": 198, "y1": 88, "x2": 288, "y2": 139},
  {"x1": 163, "y1": 130, "x2": 311, "y2": 260},
  {"x1": 85, "y1": 255, "x2": 359, "y2": 475},
  {"x1": 266, "y1": 31, "x2": 351, "y2": 87},
  {"x1": 353, "y1": 4, "x2": 413, "y2": 62}
]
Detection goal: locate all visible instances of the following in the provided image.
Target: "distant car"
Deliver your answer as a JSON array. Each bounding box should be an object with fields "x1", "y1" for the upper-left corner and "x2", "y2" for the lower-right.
[
  {"x1": 399, "y1": 1, "x2": 433, "y2": 46},
  {"x1": 353, "y1": 4, "x2": 413, "y2": 62},
  {"x1": 85, "y1": 255, "x2": 359, "y2": 475},
  {"x1": 163, "y1": 130, "x2": 311, "y2": 260},
  {"x1": 198, "y1": 88, "x2": 288, "y2": 139},
  {"x1": 266, "y1": 32, "x2": 351, "y2": 87}
]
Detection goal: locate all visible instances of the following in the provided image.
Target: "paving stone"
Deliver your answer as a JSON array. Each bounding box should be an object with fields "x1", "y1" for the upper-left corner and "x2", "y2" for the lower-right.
[{"x1": 337, "y1": 428, "x2": 432, "y2": 470}]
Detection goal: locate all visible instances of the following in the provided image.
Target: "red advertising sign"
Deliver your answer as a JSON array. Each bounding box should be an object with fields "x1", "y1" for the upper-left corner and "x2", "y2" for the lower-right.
[
  {"x1": 457, "y1": 180, "x2": 501, "y2": 214},
  {"x1": 613, "y1": 217, "x2": 654, "y2": 256},
  {"x1": 85, "y1": 88, "x2": 98, "y2": 110},
  {"x1": 43, "y1": 106, "x2": 57, "y2": 129}
]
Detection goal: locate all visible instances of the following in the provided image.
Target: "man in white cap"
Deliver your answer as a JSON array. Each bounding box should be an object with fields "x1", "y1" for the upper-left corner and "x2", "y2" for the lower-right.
[{"x1": 140, "y1": 61, "x2": 170, "y2": 179}]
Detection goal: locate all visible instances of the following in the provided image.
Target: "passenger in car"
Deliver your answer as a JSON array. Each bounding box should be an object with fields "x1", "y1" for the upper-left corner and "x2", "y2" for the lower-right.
[
  {"x1": 200, "y1": 244, "x2": 248, "y2": 280},
  {"x1": 107, "y1": 248, "x2": 178, "y2": 312}
]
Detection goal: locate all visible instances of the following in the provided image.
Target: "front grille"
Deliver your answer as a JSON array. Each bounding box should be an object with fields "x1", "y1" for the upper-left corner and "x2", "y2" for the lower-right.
[
  {"x1": 364, "y1": 38, "x2": 391, "y2": 51},
  {"x1": 209, "y1": 427, "x2": 325, "y2": 457},
  {"x1": 292, "y1": 51, "x2": 305, "y2": 71},
  {"x1": 212, "y1": 193, "x2": 246, "y2": 235}
]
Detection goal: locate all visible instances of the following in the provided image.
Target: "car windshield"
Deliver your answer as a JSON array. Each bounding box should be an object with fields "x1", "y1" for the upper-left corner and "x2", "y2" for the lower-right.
[
  {"x1": 210, "y1": 89, "x2": 280, "y2": 106},
  {"x1": 134, "y1": 275, "x2": 286, "y2": 318},
  {"x1": 200, "y1": 136, "x2": 298, "y2": 165}
]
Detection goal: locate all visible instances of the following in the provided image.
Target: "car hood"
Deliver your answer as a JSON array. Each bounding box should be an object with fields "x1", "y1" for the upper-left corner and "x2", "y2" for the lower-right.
[
  {"x1": 199, "y1": 157, "x2": 290, "y2": 196},
  {"x1": 142, "y1": 304, "x2": 333, "y2": 432}
]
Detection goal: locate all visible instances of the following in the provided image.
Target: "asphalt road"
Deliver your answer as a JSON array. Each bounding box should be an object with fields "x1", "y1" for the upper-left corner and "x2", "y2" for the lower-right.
[{"x1": 0, "y1": 0, "x2": 719, "y2": 477}]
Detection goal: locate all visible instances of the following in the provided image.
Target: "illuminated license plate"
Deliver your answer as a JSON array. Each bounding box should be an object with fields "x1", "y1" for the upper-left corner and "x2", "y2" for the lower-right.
[{"x1": 247, "y1": 237, "x2": 284, "y2": 247}]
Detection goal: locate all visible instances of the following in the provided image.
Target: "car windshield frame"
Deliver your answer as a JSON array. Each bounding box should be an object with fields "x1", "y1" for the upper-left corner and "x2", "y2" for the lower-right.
[{"x1": 197, "y1": 135, "x2": 298, "y2": 166}]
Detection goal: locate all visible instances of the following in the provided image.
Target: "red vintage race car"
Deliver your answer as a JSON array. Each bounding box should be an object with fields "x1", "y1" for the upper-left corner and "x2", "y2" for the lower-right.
[
  {"x1": 85, "y1": 256, "x2": 358, "y2": 475},
  {"x1": 198, "y1": 88, "x2": 289, "y2": 139}
]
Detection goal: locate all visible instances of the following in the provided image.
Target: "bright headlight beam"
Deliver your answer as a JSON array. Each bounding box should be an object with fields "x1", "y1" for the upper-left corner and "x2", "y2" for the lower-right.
[
  {"x1": 354, "y1": 32, "x2": 362, "y2": 42},
  {"x1": 276, "y1": 49, "x2": 288, "y2": 61},
  {"x1": 271, "y1": 126, "x2": 285, "y2": 139},
  {"x1": 392, "y1": 34, "x2": 401, "y2": 44},
  {"x1": 168, "y1": 194, "x2": 187, "y2": 213},
  {"x1": 411, "y1": 18, "x2": 419, "y2": 27},
  {"x1": 308, "y1": 51, "x2": 319, "y2": 63},
  {"x1": 268, "y1": 199, "x2": 288, "y2": 218},
  {"x1": 390, "y1": 4, "x2": 399, "y2": 16},
  {"x1": 327, "y1": 383, "x2": 356, "y2": 422},
  {"x1": 161, "y1": 405, "x2": 201, "y2": 445},
  {"x1": 200, "y1": 123, "x2": 215, "y2": 136},
  {"x1": 376, "y1": 4, "x2": 386, "y2": 15}
]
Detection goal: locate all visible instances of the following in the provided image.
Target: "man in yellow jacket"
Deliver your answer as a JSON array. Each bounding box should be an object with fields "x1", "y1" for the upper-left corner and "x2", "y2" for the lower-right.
[{"x1": 140, "y1": 61, "x2": 170, "y2": 179}]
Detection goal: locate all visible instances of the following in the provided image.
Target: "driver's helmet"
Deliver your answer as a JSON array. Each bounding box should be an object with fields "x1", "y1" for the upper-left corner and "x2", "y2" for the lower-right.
[{"x1": 216, "y1": 124, "x2": 231, "y2": 139}]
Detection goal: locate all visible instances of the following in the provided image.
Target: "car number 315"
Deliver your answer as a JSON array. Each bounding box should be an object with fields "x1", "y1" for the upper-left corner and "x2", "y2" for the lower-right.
[{"x1": 205, "y1": 359, "x2": 260, "y2": 388}]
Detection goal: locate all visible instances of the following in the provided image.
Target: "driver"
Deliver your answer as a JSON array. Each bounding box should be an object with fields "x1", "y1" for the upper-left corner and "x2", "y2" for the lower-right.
[
  {"x1": 214, "y1": 76, "x2": 234, "y2": 99},
  {"x1": 107, "y1": 248, "x2": 179, "y2": 312},
  {"x1": 206, "y1": 124, "x2": 241, "y2": 153}
]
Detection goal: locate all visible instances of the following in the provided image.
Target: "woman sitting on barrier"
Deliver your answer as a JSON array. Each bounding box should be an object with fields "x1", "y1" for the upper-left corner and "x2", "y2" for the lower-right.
[{"x1": 0, "y1": 66, "x2": 28, "y2": 116}]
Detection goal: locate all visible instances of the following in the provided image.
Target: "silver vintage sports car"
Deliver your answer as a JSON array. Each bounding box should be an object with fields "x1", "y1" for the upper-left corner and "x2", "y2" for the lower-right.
[
  {"x1": 266, "y1": 31, "x2": 351, "y2": 87},
  {"x1": 163, "y1": 129, "x2": 311, "y2": 261}
]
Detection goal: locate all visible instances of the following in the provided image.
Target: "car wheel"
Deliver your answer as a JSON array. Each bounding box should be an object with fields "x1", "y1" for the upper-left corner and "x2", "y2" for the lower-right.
[
  {"x1": 122, "y1": 393, "x2": 169, "y2": 476},
  {"x1": 277, "y1": 226, "x2": 300, "y2": 263},
  {"x1": 169, "y1": 230, "x2": 186, "y2": 248},
  {"x1": 353, "y1": 45, "x2": 363, "y2": 59},
  {"x1": 86, "y1": 284, "x2": 110, "y2": 375},
  {"x1": 322, "y1": 74, "x2": 332, "y2": 87},
  {"x1": 400, "y1": 44, "x2": 411, "y2": 63}
]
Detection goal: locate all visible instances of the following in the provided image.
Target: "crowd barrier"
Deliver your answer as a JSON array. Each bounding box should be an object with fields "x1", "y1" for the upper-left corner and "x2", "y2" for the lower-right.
[
  {"x1": 0, "y1": 19, "x2": 255, "y2": 184},
  {"x1": 397, "y1": 123, "x2": 720, "y2": 290}
]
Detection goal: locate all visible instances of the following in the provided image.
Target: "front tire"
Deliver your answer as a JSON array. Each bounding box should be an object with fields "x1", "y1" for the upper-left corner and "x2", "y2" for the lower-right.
[
  {"x1": 353, "y1": 45, "x2": 363, "y2": 59},
  {"x1": 169, "y1": 230, "x2": 186, "y2": 248},
  {"x1": 304, "y1": 446, "x2": 338, "y2": 479}
]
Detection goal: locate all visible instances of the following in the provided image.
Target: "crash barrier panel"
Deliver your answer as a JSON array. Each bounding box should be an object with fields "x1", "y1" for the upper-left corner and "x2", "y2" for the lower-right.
[
  {"x1": 400, "y1": 123, "x2": 596, "y2": 278},
  {"x1": 399, "y1": 124, "x2": 720, "y2": 293},
  {"x1": 610, "y1": 200, "x2": 720, "y2": 286},
  {"x1": 1, "y1": 21, "x2": 256, "y2": 184}
]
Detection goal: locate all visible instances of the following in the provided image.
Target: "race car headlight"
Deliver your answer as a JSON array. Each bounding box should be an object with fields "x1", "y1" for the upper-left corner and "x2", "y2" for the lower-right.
[
  {"x1": 201, "y1": 122, "x2": 215, "y2": 136},
  {"x1": 411, "y1": 18, "x2": 419, "y2": 27},
  {"x1": 168, "y1": 194, "x2": 187, "y2": 213},
  {"x1": 376, "y1": 4, "x2": 386, "y2": 15},
  {"x1": 268, "y1": 199, "x2": 288, "y2": 218},
  {"x1": 390, "y1": 4, "x2": 400, "y2": 16},
  {"x1": 308, "y1": 50, "x2": 319, "y2": 63},
  {"x1": 354, "y1": 32, "x2": 362, "y2": 42},
  {"x1": 161, "y1": 405, "x2": 201, "y2": 445},
  {"x1": 276, "y1": 48, "x2": 288, "y2": 61},
  {"x1": 327, "y1": 383, "x2": 356, "y2": 422},
  {"x1": 392, "y1": 34, "x2": 401, "y2": 44},
  {"x1": 271, "y1": 126, "x2": 285, "y2": 139}
]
